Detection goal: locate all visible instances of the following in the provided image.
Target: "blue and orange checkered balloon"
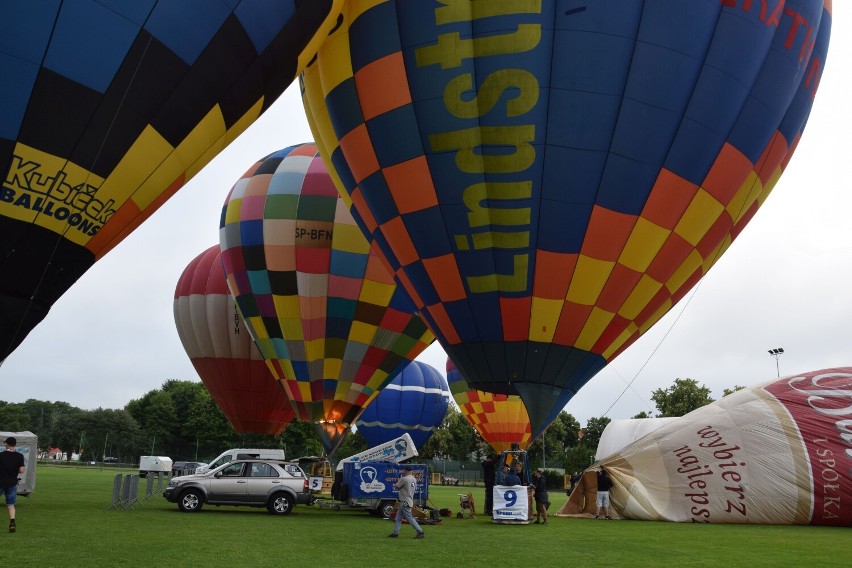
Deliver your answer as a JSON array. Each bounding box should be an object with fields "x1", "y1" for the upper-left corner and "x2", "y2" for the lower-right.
[
  {"x1": 446, "y1": 357, "x2": 532, "y2": 455},
  {"x1": 301, "y1": 1, "x2": 831, "y2": 437},
  {"x1": 219, "y1": 144, "x2": 434, "y2": 454}
]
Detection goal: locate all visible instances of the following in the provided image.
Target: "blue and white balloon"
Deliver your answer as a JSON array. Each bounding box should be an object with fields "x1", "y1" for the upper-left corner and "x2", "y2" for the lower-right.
[{"x1": 355, "y1": 361, "x2": 450, "y2": 449}]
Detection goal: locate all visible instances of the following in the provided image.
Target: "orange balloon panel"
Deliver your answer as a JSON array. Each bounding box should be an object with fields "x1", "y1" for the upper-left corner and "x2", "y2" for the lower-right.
[
  {"x1": 174, "y1": 245, "x2": 294, "y2": 435},
  {"x1": 446, "y1": 358, "x2": 531, "y2": 454}
]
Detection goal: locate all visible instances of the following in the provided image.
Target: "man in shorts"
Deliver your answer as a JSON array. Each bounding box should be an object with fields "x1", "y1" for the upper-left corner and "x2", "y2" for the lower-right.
[
  {"x1": 595, "y1": 466, "x2": 613, "y2": 519},
  {"x1": 0, "y1": 437, "x2": 26, "y2": 533}
]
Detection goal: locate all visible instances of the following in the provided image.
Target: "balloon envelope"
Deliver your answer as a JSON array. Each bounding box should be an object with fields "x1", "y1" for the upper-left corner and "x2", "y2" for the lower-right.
[
  {"x1": 446, "y1": 357, "x2": 531, "y2": 454},
  {"x1": 580, "y1": 368, "x2": 852, "y2": 526},
  {"x1": 174, "y1": 245, "x2": 295, "y2": 435},
  {"x1": 355, "y1": 360, "x2": 450, "y2": 449},
  {"x1": 301, "y1": 1, "x2": 831, "y2": 437},
  {"x1": 219, "y1": 144, "x2": 434, "y2": 454},
  {"x1": 0, "y1": 0, "x2": 344, "y2": 360}
]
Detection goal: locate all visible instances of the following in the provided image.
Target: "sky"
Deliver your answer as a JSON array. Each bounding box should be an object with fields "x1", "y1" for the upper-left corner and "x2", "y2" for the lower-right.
[{"x1": 2, "y1": 12, "x2": 849, "y2": 429}]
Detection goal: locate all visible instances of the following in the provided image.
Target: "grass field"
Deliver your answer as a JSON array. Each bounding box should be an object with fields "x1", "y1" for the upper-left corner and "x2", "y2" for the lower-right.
[{"x1": 2, "y1": 464, "x2": 849, "y2": 567}]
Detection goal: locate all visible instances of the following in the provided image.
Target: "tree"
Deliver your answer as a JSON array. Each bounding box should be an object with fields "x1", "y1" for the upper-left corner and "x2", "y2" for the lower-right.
[
  {"x1": 583, "y1": 416, "x2": 610, "y2": 450},
  {"x1": 632, "y1": 410, "x2": 653, "y2": 419},
  {"x1": 651, "y1": 378, "x2": 714, "y2": 417},
  {"x1": 335, "y1": 429, "x2": 368, "y2": 459},
  {"x1": 723, "y1": 385, "x2": 746, "y2": 397},
  {"x1": 51, "y1": 407, "x2": 84, "y2": 461},
  {"x1": 0, "y1": 402, "x2": 30, "y2": 431},
  {"x1": 76, "y1": 408, "x2": 141, "y2": 461},
  {"x1": 278, "y1": 421, "x2": 323, "y2": 459},
  {"x1": 527, "y1": 411, "x2": 581, "y2": 470}
]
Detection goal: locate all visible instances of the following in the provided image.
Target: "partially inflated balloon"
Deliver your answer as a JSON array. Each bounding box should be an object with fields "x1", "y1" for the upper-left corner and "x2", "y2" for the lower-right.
[
  {"x1": 301, "y1": 1, "x2": 831, "y2": 436},
  {"x1": 174, "y1": 245, "x2": 294, "y2": 435},
  {"x1": 580, "y1": 368, "x2": 852, "y2": 526},
  {"x1": 219, "y1": 144, "x2": 434, "y2": 454},
  {"x1": 0, "y1": 0, "x2": 344, "y2": 360},
  {"x1": 354, "y1": 360, "x2": 449, "y2": 449},
  {"x1": 446, "y1": 357, "x2": 531, "y2": 454}
]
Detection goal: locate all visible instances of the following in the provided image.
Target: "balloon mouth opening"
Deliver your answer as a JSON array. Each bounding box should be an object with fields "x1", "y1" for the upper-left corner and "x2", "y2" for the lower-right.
[
  {"x1": 314, "y1": 421, "x2": 351, "y2": 456},
  {"x1": 317, "y1": 420, "x2": 349, "y2": 436}
]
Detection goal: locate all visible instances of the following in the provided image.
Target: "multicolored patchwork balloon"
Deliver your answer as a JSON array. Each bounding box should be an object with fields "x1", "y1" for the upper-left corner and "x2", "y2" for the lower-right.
[
  {"x1": 174, "y1": 245, "x2": 295, "y2": 435},
  {"x1": 219, "y1": 144, "x2": 434, "y2": 454},
  {"x1": 0, "y1": 0, "x2": 344, "y2": 361},
  {"x1": 301, "y1": 1, "x2": 831, "y2": 437},
  {"x1": 446, "y1": 358, "x2": 531, "y2": 454},
  {"x1": 354, "y1": 360, "x2": 450, "y2": 449}
]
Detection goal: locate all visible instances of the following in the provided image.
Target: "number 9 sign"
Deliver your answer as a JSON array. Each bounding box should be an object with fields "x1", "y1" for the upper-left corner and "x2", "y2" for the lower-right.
[{"x1": 503, "y1": 490, "x2": 517, "y2": 508}]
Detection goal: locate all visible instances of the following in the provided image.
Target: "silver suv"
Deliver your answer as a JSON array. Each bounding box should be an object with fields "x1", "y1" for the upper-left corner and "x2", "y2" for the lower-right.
[{"x1": 163, "y1": 459, "x2": 310, "y2": 515}]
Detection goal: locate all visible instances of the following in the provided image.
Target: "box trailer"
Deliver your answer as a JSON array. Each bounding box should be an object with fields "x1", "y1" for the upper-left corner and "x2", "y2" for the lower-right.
[
  {"x1": 0, "y1": 431, "x2": 36, "y2": 496},
  {"x1": 324, "y1": 461, "x2": 429, "y2": 517},
  {"x1": 139, "y1": 456, "x2": 173, "y2": 478}
]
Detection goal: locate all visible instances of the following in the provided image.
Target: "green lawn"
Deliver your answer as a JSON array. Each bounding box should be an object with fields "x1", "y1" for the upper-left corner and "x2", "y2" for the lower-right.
[{"x1": 3, "y1": 464, "x2": 849, "y2": 567}]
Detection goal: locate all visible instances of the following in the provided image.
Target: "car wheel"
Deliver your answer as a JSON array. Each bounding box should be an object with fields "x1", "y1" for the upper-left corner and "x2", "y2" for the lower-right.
[
  {"x1": 178, "y1": 488, "x2": 204, "y2": 513},
  {"x1": 381, "y1": 501, "x2": 395, "y2": 519},
  {"x1": 268, "y1": 492, "x2": 293, "y2": 515}
]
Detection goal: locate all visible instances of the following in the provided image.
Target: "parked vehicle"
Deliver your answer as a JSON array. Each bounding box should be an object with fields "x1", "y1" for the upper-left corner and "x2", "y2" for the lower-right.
[
  {"x1": 171, "y1": 461, "x2": 206, "y2": 476},
  {"x1": 323, "y1": 461, "x2": 429, "y2": 518},
  {"x1": 163, "y1": 459, "x2": 310, "y2": 515},
  {"x1": 194, "y1": 448, "x2": 286, "y2": 474},
  {"x1": 139, "y1": 456, "x2": 173, "y2": 478}
]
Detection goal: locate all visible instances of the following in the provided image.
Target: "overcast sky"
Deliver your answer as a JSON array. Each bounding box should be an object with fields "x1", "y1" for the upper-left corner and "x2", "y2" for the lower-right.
[{"x1": 2, "y1": 17, "x2": 849, "y2": 429}]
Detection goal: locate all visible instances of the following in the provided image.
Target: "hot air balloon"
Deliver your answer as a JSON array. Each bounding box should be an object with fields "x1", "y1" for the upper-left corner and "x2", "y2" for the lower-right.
[
  {"x1": 556, "y1": 368, "x2": 852, "y2": 526},
  {"x1": 0, "y1": 0, "x2": 344, "y2": 361},
  {"x1": 354, "y1": 360, "x2": 450, "y2": 449},
  {"x1": 174, "y1": 245, "x2": 295, "y2": 435},
  {"x1": 446, "y1": 357, "x2": 531, "y2": 454},
  {"x1": 219, "y1": 144, "x2": 434, "y2": 454},
  {"x1": 300, "y1": 1, "x2": 831, "y2": 437}
]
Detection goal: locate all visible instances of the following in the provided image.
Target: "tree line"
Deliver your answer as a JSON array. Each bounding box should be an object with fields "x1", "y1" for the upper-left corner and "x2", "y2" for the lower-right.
[{"x1": 0, "y1": 377, "x2": 732, "y2": 469}]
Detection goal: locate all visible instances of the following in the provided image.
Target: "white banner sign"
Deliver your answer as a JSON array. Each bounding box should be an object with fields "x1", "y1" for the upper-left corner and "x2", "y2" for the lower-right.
[
  {"x1": 493, "y1": 486, "x2": 528, "y2": 521},
  {"x1": 309, "y1": 477, "x2": 323, "y2": 492}
]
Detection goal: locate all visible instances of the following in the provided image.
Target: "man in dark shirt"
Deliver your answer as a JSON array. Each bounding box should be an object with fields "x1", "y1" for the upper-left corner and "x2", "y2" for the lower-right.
[
  {"x1": 0, "y1": 437, "x2": 26, "y2": 533},
  {"x1": 482, "y1": 455, "x2": 496, "y2": 514}
]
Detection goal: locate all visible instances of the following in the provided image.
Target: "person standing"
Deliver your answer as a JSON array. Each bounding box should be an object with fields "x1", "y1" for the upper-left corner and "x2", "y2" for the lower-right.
[
  {"x1": 482, "y1": 455, "x2": 496, "y2": 514},
  {"x1": 532, "y1": 468, "x2": 550, "y2": 525},
  {"x1": 388, "y1": 465, "x2": 425, "y2": 539},
  {"x1": 1, "y1": 437, "x2": 25, "y2": 533},
  {"x1": 595, "y1": 466, "x2": 613, "y2": 519}
]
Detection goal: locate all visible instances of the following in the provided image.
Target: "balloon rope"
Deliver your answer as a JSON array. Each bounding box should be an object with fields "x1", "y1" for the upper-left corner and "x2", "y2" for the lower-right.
[{"x1": 601, "y1": 277, "x2": 704, "y2": 418}]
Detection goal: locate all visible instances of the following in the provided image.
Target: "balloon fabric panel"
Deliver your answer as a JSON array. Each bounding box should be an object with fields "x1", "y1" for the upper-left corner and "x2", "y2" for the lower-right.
[
  {"x1": 174, "y1": 245, "x2": 295, "y2": 435},
  {"x1": 0, "y1": 0, "x2": 344, "y2": 361},
  {"x1": 446, "y1": 357, "x2": 531, "y2": 454},
  {"x1": 300, "y1": 1, "x2": 831, "y2": 437},
  {"x1": 219, "y1": 144, "x2": 434, "y2": 454},
  {"x1": 354, "y1": 360, "x2": 450, "y2": 449}
]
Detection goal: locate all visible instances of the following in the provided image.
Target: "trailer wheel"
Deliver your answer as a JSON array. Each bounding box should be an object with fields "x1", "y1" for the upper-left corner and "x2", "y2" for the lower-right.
[
  {"x1": 380, "y1": 501, "x2": 395, "y2": 519},
  {"x1": 178, "y1": 489, "x2": 204, "y2": 512}
]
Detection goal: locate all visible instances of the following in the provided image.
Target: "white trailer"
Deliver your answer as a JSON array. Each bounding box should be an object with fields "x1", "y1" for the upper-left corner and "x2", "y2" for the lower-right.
[
  {"x1": 139, "y1": 456, "x2": 173, "y2": 478},
  {"x1": 0, "y1": 431, "x2": 36, "y2": 496}
]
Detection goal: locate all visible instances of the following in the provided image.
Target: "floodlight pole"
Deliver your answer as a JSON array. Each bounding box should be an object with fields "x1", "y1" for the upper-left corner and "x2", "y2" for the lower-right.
[{"x1": 768, "y1": 348, "x2": 784, "y2": 378}]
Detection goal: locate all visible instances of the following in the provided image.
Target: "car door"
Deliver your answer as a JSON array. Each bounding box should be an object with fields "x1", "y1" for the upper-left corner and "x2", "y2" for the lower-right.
[
  {"x1": 209, "y1": 462, "x2": 248, "y2": 504},
  {"x1": 245, "y1": 462, "x2": 281, "y2": 504}
]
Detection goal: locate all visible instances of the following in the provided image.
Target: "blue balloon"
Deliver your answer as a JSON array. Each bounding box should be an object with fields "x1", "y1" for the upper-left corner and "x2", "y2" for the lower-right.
[{"x1": 355, "y1": 361, "x2": 450, "y2": 449}]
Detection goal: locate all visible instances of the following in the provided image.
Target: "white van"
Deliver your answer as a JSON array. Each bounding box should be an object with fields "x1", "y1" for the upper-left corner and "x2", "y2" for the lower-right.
[{"x1": 195, "y1": 448, "x2": 285, "y2": 474}]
